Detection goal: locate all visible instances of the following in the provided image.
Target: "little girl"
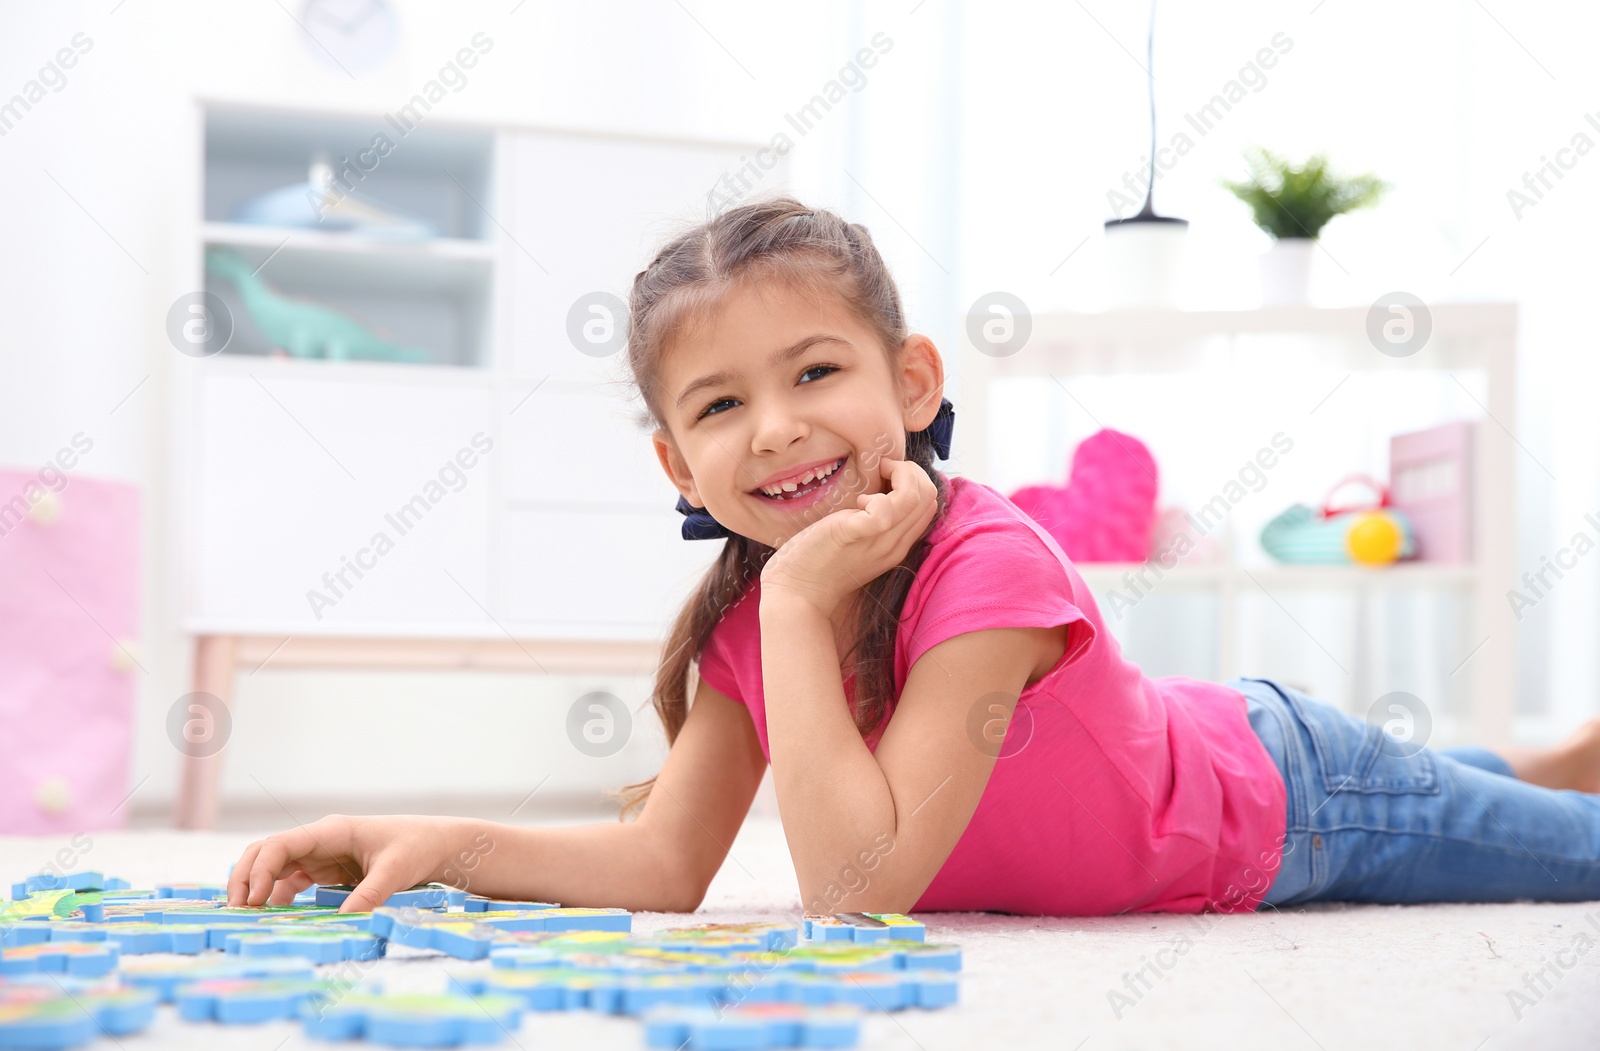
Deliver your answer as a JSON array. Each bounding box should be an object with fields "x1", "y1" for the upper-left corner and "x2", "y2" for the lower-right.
[{"x1": 229, "y1": 196, "x2": 1600, "y2": 917}]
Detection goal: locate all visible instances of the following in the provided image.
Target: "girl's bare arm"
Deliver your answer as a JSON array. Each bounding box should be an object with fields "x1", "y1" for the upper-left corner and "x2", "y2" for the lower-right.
[{"x1": 761, "y1": 591, "x2": 1065, "y2": 914}]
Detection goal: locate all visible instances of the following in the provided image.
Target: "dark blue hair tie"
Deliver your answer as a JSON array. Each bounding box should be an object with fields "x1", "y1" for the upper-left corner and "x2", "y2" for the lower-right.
[
  {"x1": 675, "y1": 494, "x2": 734, "y2": 541},
  {"x1": 923, "y1": 396, "x2": 955, "y2": 461},
  {"x1": 674, "y1": 397, "x2": 955, "y2": 541}
]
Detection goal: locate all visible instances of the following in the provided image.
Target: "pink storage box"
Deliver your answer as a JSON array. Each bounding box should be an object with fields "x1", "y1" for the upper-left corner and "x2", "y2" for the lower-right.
[
  {"x1": 0, "y1": 467, "x2": 139, "y2": 834},
  {"x1": 1389, "y1": 421, "x2": 1474, "y2": 563}
]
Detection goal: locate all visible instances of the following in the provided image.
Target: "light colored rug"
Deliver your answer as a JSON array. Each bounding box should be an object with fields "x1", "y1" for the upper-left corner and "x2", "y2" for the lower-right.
[{"x1": 4, "y1": 815, "x2": 1597, "y2": 1050}]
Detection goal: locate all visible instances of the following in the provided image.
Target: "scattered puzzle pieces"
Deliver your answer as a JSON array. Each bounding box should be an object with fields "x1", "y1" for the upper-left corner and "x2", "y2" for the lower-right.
[
  {"x1": 300, "y1": 991, "x2": 524, "y2": 1047},
  {"x1": 462, "y1": 964, "x2": 956, "y2": 1016},
  {"x1": 1, "y1": 866, "x2": 957, "y2": 1049},
  {"x1": 0, "y1": 976, "x2": 157, "y2": 1049}
]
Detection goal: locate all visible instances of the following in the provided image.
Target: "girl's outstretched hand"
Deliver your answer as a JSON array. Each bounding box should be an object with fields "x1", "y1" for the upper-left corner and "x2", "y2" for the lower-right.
[
  {"x1": 226, "y1": 814, "x2": 479, "y2": 914},
  {"x1": 761, "y1": 455, "x2": 938, "y2": 616}
]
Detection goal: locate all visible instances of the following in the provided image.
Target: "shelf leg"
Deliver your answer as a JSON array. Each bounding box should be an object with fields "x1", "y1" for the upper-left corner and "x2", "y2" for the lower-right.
[{"x1": 175, "y1": 634, "x2": 237, "y2": 830}]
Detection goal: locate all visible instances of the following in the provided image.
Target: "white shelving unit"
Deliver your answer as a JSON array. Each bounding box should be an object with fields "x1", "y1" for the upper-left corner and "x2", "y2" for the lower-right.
[{"x1": 958, "y1": 303, "x2": 1518, "y2": 746}]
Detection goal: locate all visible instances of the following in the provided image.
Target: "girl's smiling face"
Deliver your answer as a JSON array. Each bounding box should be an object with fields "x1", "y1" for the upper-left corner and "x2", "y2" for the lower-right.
[{"x1": 653, "y1": 274, "x2": 944, "y2": 548}]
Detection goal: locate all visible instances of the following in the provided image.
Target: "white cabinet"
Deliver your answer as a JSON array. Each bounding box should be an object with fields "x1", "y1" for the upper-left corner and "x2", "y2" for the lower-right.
[
  {"x1": 189, "y1": 367, "x2": 495, "y2": 631},
  {"x1": 184, "y1": 111, "x2": 780, "y2": 641}
]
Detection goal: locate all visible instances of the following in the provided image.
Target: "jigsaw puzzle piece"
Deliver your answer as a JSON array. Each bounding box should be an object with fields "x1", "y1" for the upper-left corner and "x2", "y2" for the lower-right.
[
  {"x1": 224, "y1": 928, "x2": 386, "y2": 964},
  {"x1": 314, "y1": 884, "x2": 450, "y2": 909},
  {"x1": 642, "y1": 1003, "x2": 861, "y2": 1050},
  {"x1": 175, "y1": 976, "x2": 338, "y2": 1024},
  {"x1": 300, "y1": 991, "x2": 523, "y2": 1046},
  {"x1": 120, "y1": 956, "x2": 316, "y2": 1002},
  {"x1": 0, "y1": 941, "x2": 119, "y2": 978}
]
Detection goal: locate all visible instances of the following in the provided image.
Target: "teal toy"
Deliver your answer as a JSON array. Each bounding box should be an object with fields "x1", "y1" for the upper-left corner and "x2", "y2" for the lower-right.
[
  {"x1": 204, "y1": 248, "x2": 431, "y2": 364},
  {"x1": 1261, "y1": 475, "x2": 1418, "y2": 566}
]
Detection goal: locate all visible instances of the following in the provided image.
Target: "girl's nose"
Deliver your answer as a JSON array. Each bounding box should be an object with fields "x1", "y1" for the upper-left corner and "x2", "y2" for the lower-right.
[{"x1": 750, "y1": 400, "x2": 808, "y2": 453}]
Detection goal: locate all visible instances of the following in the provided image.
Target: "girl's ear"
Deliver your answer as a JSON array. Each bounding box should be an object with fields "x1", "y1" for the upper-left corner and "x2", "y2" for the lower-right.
[
  {"x1": 653, "y1": 428, "x2": 703, "y2": 506},
  {"x1": 898, "y1": 334, "x2": 946, "y2": 434}
]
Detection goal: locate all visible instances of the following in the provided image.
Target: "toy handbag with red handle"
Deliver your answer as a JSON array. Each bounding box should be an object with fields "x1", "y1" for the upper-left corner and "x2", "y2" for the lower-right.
[
  {"x1": 1261, "y1": 474, "x2": 1416, "y2": 565},
  {"x1": 1319, "y1": 474, "x2": 1391, "y2": 518}
]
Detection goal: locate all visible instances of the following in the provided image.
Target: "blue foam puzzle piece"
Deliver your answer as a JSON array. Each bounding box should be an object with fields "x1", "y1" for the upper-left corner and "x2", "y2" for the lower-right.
[
  {"x1": 314, "y1": 884, "x2": 449, "y2": 909},
  {"x1": 299, "y1": 992, "x2": 523, "y2": 1046},
  {"x1": 7, "y1": 874, "x2": 127, "y2": 901},
  {"x1": 642, "y1": 1004, "x2": 862, "y2": 1050},
  {"x1": 120, "y1": 956, "x2": 317, "y2": 1002},
  {"x1": 154, "y1": 904, "x2": 345, "y2": 925},
  {"x1": 10, "y1": 873, "x2": 102, "y2": 899},
  {"x1": 0, "y1": 924, "x2": 54, "y2": 949},
  {"x1": 225, "y1": 929, "x2": 386, "y2": 964},
  {"x1": 103, "y1": 923, "x2": 211, "y2": 955},
  {"x1": 205, "y1": 925, "x2": 272, "y2": 950},
  {"x1": 461, "y1": 896, "x2": 558, "y2": 913},
  {"x1": 176, "y1": 977, "x2": 337, "y2": 1024},
  {"x1": 0, "y1": 941, "x2": 119, "y2": 978},
  {"x1": 156, "y1": 883, "x2": 228, "y2": 900},
  {"x1": 802, "y1": 913, "x2": 926, "y2": 944},
  {"x1": 895, "y1": 943, "x2": 962, "y2": 971},
  {"x1": 96, "y1": 888, "x2": 158, "y2": 903},
  {"x1": 370, "y1": 907, "x2": 629, "y2": 960}
]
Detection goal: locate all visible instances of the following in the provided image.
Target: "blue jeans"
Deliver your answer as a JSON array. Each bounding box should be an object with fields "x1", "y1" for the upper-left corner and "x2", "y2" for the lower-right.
[{"x1": 1232, "y1": 676, "x2": 1600, "y2": 906}]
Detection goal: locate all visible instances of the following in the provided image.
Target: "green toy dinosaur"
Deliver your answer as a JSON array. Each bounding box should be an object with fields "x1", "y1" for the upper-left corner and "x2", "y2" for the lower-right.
[{"x1": 205, "y1": 248, "x2": 431, "y2": 363}]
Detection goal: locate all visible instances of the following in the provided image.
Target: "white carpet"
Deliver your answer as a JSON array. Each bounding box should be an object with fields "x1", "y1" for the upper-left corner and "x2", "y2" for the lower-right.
[{"x1": 4, "y1": 815, "x2": 1598, "y2": 1050}]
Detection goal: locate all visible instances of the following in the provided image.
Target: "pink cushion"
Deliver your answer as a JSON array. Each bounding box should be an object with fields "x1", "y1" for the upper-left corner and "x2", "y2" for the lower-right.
[{"x1": 1007, "y1": 429, "x2": 1158, "y2": 562}]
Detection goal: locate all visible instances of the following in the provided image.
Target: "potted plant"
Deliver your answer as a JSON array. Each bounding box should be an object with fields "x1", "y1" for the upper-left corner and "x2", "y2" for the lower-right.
[{"x1": 1222, "y1": 148, "x2": 1387, "y2": 306}]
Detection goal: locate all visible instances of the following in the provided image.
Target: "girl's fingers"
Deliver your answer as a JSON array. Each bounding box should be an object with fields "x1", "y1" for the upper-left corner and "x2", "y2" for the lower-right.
[
  {"x1": 227, "y1": 842, "x2": 263, "y2": 907},
  {"x1": 266, "y1": 869, "x2": 315, "y2": 906},
  {"x1": 340, "y1": 860, "x2": 411, "y2": 914},
  {"x1": 244, "y1": 826, "x2": 328, "y2": 906}
]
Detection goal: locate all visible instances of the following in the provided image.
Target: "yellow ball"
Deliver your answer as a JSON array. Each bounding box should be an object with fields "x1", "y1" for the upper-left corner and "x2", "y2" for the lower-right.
[{"x1": 1347, "y1": 511, "x2": 1404, "y2": 565}]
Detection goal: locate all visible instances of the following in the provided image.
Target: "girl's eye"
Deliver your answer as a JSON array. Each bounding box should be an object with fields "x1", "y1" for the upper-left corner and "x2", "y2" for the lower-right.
[
  {"x1": 698, "y1": 398, "x2": 734, "y2": 420},
  {"x1": 696, "y1": 365, "x2": 839, "y2": 420}
]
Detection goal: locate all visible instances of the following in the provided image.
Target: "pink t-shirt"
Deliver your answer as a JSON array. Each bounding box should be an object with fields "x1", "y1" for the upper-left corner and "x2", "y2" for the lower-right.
[{"x1": 695, "y1": 473, "x2": 1287, "y2": 915}]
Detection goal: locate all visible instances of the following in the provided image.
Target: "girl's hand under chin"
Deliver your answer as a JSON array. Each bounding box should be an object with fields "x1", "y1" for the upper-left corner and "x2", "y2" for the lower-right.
[{"x1": 759, "y1": 455, "x2": 938, "y2": 617}]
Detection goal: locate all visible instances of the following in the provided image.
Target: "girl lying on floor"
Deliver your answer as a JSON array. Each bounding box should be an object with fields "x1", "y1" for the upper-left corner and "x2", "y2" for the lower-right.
[{"x1": 230, "y1": 196, "x2": 1600, "y2": 916}]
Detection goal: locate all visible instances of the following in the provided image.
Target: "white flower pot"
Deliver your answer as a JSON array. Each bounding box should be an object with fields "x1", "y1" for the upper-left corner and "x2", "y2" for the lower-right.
[
  {"x1": 1102, "y1": 217, "x2": 1188, "y2": 310},
  {"x1": 1259, "y1": 238, "x2": 1316, "y2": 306}
]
